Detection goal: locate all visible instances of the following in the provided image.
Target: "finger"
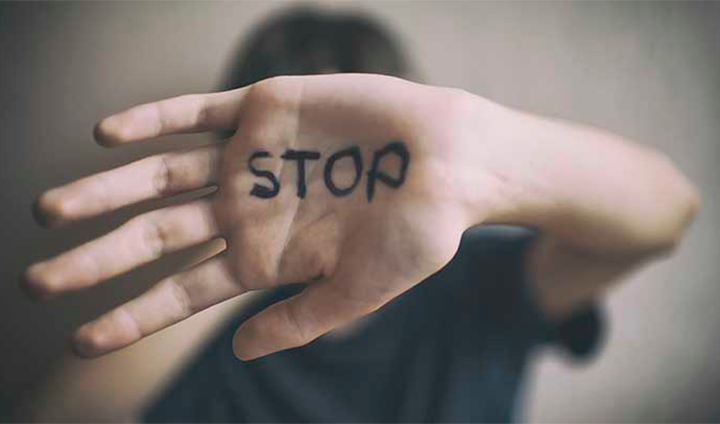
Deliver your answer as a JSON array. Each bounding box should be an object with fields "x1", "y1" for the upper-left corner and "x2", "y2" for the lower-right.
[
  {"x1": 232, "y1": 280, "x2": 383, "y2": 361},
  {"x1": 72, "y1": 252, "x2": 242, "y2": 357},
  {"x1": 22, "y1": 200, "x2": 219, "y2": 298},
  {"x1": 94, "y1": 87, "x2": 250, "y2": 146},
  {"x1": 34, "y1": 143, "x2": 222, "y2": 227}
]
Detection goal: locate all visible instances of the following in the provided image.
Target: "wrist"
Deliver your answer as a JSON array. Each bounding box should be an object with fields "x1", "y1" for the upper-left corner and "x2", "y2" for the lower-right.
[{"x1": 446, "y1": 91, "x2": 551, "y2": 230}]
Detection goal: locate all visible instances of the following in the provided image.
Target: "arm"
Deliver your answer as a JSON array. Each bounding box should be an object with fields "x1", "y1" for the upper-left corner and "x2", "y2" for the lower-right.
[
  {"x1": 23, "y1": 74, "x2": 699, "y2": 361},
  {"x1": 454, "y1": 98, "x2": 700, "y2": 320}
]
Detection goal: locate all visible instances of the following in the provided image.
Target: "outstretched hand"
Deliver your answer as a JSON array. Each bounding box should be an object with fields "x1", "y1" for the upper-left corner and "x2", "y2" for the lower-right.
[{"x1": 23, "y1": 74, "x2": 493, "y2": 360}]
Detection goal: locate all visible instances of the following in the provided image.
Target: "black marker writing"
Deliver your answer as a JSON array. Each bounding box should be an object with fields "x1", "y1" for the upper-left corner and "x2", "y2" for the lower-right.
[
  {"x1": 366, "y1": 141, "x2": 409, "y2": 202},
  {"x1": 247, "y1": 141, "x2": 410, "y2": 201},
  {"x1": 280, "y1": 149, "x2": 321, "y2": 198},
  {"x1": 323, "y1": 145, "x2": 363, "y2": 197},
  {"x1": 249, "y1": 151, "x2": 280, "y2": 199}
]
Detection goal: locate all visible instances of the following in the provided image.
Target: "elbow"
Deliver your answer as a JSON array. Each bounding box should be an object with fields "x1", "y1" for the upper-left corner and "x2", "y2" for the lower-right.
[
  {"x1": 643, "y1": 153, "x2": 701, "y2": 256},
  {"x1": 654, "y1": 187, "x2": 700, "y2": 256}
]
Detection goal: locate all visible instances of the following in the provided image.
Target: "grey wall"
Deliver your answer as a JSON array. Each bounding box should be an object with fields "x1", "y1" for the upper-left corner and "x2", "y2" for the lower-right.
[{"x1": 1, "y1": 1, "x2": 718, "y2": 421}]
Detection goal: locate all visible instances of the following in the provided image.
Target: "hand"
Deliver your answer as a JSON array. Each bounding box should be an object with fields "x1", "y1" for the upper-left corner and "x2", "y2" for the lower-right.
[{"x1": 23, "y1": 74, "x2": 494, "y2": 360}]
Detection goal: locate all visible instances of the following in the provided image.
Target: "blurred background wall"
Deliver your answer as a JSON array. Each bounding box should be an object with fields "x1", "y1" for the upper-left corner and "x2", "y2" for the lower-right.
[{"x1": 1, "y1": 1, "x2": 718, "y2": 422}]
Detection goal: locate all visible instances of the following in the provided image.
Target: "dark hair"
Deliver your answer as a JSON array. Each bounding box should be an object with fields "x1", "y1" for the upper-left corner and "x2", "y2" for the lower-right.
[{"x1": 220, "y1": 6, "x2": 413, "y2": 91}]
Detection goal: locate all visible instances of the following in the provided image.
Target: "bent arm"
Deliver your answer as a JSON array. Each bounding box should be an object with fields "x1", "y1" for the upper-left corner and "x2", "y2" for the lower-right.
[{"x1": 458, "y1": 96, "x2": 700, "y2": 320}]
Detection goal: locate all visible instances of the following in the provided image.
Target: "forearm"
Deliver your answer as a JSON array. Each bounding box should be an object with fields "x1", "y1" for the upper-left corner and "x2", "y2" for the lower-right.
[{"x1": 460, "y1": 95, "x2": 700, "y2": 257}]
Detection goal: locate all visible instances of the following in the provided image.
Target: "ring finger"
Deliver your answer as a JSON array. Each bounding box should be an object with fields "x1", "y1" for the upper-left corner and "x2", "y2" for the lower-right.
[{"x1": 23, "y1": 199, "x2": 220, "y2": 298}]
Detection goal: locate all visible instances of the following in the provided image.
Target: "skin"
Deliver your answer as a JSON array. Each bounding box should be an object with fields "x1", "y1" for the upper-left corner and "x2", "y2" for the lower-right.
[{"x1": 22, "y1": 74, "x2": 699, "y2": 365}]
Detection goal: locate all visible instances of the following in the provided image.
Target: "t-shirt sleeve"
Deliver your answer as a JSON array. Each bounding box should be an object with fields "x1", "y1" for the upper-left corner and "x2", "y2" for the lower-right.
[
  {"x1": 546, "y1": 303, "x2": 605, "y2": 358},
  {"x1": 455, "y1": 225, "x2": 606, "y2": 360}
]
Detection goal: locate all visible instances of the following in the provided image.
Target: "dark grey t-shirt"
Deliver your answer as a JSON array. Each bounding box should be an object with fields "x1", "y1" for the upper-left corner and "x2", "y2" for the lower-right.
[{"x1": 144, "y1": 226, "x2": 603, "y2": 423}]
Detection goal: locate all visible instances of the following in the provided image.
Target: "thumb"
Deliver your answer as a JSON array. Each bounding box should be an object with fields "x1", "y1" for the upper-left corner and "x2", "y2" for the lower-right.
[{"x1": 232, "y1": 279, "x2": 381, "y2": 361}]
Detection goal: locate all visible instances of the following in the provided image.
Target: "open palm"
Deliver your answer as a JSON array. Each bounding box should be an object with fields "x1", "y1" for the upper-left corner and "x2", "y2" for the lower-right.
[{"x1": 24, "y1": 74, "x2": 480, "y2": 360}]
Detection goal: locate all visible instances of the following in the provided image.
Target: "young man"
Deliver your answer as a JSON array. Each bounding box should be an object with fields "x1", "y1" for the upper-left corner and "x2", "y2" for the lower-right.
[{"x1": 23, "y1": 7, "x2": 699, "y2": 422}]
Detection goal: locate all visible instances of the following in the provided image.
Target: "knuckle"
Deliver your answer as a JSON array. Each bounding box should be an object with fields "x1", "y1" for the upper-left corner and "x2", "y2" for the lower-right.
[
  {"x1": 152, "y1": 152, "x2": 196, "y2": 196},
  {"x1": 152, "y1": 154, "x2": 177, "y2": 196},
  {"x1": 181, "y1": 94, "x2": 209, "y2": 130},
  {"x1": 133, "y1": 213, "x2": 166, "y2": 260},
  {"x1": 166, "y1": 275, "x2": 193, "y2": 319},
  {"x1": 151, "y1": 155, "x2": 172, "y2": 196}
]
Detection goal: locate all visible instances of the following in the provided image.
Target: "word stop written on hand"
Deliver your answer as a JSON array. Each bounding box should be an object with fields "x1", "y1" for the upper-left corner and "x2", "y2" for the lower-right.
[{"x1": 248, "y1": 141, "x2": 410, "y2": 202}]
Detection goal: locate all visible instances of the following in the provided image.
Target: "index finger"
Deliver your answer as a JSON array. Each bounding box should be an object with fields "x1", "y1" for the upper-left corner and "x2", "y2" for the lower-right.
[{"x1": 94, "y1": 87, "x2": 250, "y2": 147}]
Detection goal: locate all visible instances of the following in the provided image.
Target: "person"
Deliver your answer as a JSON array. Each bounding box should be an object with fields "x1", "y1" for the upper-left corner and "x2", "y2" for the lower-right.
[{"x1": 21, "y1": 6, "x2": 699, "y2": 423}]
